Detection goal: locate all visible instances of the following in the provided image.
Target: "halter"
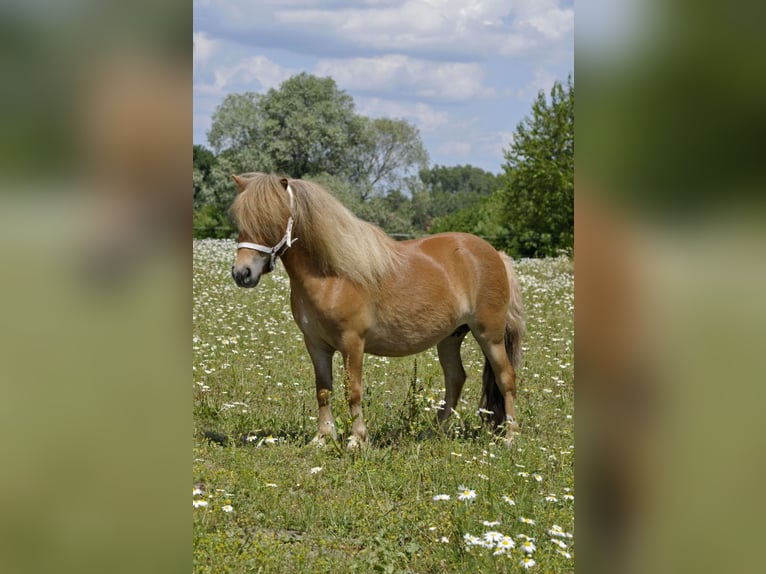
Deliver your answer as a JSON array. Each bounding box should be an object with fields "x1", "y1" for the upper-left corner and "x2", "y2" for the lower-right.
[{"x1": 236, "y1": 183, "x2": 298, "y2": 269}]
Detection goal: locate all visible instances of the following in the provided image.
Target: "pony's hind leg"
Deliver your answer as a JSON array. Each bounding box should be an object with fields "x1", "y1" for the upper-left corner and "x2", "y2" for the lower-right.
[
  {"x1": 475, "y1": 333, "x2": 519, "y2": 445},
  {"x1": 436, "y1": 327, "x2": 469, "y2": 427},
  {"x1": 305, "y1": 339, "x2": 337, "y2": 446}
]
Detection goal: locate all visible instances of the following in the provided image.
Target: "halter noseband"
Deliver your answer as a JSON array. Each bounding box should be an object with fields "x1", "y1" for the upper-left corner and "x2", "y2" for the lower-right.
[{"x1": 236, "y1": 183, "x2": 298, "y2": 269}]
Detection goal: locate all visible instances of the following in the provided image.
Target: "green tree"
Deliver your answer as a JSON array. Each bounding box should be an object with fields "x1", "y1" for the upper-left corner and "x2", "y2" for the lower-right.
[
  {"x1": 207, "y1": 93, "x2": 262, "y2": 155},
  {"x1": 414, "y1": 165, "x2": 500, "y2": 231},
  {"x1": 351, "y1": 117, "x2": 429, "y2": 199},
  {"x1": 206, "y1": 74, "x2": 428, "y2": 191},
  {"x1": 193, "y1": 144, "x2": 216, "y2": 178},
  {"x1": 430, "y1": 192, "x2": 506, "y2": 243},
  {"x1": 501, "y1": 75, "x2": 574, "y2": 257},
  {"x1": 255, "y1": 73, "x2": 365, "y2": 178}
]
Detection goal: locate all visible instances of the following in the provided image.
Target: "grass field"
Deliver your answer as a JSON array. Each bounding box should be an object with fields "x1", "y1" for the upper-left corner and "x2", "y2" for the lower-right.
[{"x1": 193, "y1": 238, "x2": 574, "y2": 573}]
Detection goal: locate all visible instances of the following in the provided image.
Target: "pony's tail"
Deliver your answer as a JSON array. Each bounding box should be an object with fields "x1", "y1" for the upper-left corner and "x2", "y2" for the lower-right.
[{"x1": 481, "y1": 253, "x2": 525, "y2": 428}]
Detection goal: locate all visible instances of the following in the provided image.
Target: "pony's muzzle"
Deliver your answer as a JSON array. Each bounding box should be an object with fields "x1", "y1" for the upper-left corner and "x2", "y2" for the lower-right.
[{"x1": 231, "y1": 263, "x2": 262, "y2": 288}]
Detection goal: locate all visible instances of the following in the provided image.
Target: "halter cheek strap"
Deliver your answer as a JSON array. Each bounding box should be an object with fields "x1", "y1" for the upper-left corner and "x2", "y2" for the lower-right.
[{"x1": 236, "y1": 184, "x2": 298, "y2": 269}]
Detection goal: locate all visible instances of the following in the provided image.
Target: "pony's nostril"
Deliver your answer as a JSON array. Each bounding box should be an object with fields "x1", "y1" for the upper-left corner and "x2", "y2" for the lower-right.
[{"x1": 242, "y1": 267, "x2": 251, "y2": 278}]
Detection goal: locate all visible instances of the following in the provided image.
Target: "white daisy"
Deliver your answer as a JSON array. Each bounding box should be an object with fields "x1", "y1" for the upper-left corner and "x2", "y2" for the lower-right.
[{"x1": 458, "y1": 487, "x2": 477, "y2": 501}]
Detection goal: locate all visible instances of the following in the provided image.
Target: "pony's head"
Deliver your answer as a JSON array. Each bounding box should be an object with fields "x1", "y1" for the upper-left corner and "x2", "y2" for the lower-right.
[{"x1": 229, "y1": 173, "x2": 296, "y2": 288}]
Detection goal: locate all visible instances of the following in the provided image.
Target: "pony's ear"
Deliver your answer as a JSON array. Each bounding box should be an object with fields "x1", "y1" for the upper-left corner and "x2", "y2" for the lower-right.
[
  {"x1": 279, "y1": 177, "x2": 289, "y2": 190},
  {"x1": 231, "y1": 174, "x2": 249, "y2": 192}
]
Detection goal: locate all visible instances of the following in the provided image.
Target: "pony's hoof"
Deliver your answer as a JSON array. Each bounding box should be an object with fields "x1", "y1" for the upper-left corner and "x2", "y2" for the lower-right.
[
  {"x1": 347, "y1": 435, "x2": 366, "y2": 452},
  {"x1": 310, "y1": 435, "x2": 327, "y2": 448},
  {"x1": 502, "y1": 429, "x2": 520, "y2": 448}
]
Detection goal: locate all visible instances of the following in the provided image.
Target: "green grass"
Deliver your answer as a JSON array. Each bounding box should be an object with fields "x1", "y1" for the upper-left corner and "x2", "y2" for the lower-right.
[{"x1": 193, "y1": 239, "x2": 574, "y2": 573}]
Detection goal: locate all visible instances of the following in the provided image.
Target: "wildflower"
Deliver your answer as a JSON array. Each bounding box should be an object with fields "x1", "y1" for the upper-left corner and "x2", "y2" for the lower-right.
[
  {"x1": 245, "y1": 435, "x2": 258, "y2": 443},
  {"x1": 520, "y1": 540, "x2": 537, "y2": 554},
  {"x1": 192, "y1": 486, "x2": 202, "y2": 496},
  {"x1": 551, "y1": 539, "x2": 568, "y2": 550},
  {"x1": 563, "y1": 494, "x2": 574, "y2": 501},
  {"x1": 193, "y1": 499, "x2": 208, "y2": 508},
  {"x1": 496, "y1": 535, "x2": 515, "y2": 551},
  {"x1": 532, "y1": 473, "x2": 543, "y2": 483},
  {"x1": 440, "y1": 536, "x2": 449, "y2": 543},
  {"x1": 548, "y1": 524, "x2": 573, "y2": 538},
  {"x1": 517, "y1": 471, "x2": 529, "y2": 478},
  {"x1": 519, "y1": 516, "x2": 536, "y2": 525},
  {"x1": 545, "y1": 494, "x2": 558, "y2": 502},
  {"x1": 458, "y1": 486, "x2": 477, "y2": 501},
  {"x1": 477, "y1": 407, "x2": 494, "y2": 415},
  {"x1": 556, "y1": 549, "x2": 572, "y2": 559},
  {"x1": 432, "y1": 494, "x2": 451, "y2": 501},
  {"x1": 502, "y1": 495, "x2": 516, "y2": 506},
  {"x1": 463, "y1": 533, "x2": 482, "y2": 546},
  {"x1": 263, "y1": 435, "x2": 278, "y2": 445},
  {"x1": 483, "y1": 531, "x2": 504, "y2": 544},
  {"x1": 517, "y1": 533, "x2": 534, "y2": 541},
  {"x1": 482, "y1": 520, "x2": 501, "y2": 527},
  {"x1": 520, "y1": 557, "x2": 536, "y2": 569},
  {"x1": 309, "y1": 466, "x2": 323, "y2": 474},
  {"x1": 221, "y1": 504, "x2": 233, "y2": 513},
  {"x1": 265, "y1": 483, "x2": 278, "y2": 488}
]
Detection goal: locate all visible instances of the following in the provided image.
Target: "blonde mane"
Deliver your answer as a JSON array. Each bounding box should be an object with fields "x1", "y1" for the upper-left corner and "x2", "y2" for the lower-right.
[{"x1": 230, "y1": 173, "x2": 402, "y2": 289}]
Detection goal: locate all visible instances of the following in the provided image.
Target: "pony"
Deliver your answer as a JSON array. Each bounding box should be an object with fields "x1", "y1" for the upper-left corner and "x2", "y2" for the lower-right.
[{"x1": 229, "y1": 173, "x2": 524, "y2": 449}]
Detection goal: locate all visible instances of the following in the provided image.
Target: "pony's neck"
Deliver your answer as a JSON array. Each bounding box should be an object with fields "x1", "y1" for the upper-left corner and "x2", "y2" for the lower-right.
[{"x1": 279, "y1": 243, "x2": 322, "y2": 285}]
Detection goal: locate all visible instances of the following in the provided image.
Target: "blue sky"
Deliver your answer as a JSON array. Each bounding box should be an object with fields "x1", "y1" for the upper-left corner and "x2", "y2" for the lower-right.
[{"x1": 193, "y1": 0, "x2": 573, "y2": 174}]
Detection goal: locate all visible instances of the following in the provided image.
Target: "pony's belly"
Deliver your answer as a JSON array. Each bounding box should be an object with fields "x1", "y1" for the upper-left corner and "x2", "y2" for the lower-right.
[{"x1": 363, "y1": 326, "x2": 453, "y2": 357}]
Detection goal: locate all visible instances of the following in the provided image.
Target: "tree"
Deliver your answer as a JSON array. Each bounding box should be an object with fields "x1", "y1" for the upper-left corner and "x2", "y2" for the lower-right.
[
  {"x1": 206, "y1": 74, "x2": 428, "y2": 191},
  {"x1": 207, "y1": 92, "x2": 262, "y2": 155},
  {"x1": 255, "y1": 73, "x2": 365, "y2": 178},
  {"x1": 415, "y1": 165, "x2": 500, "y2": 230},
  {"x1": 351, "y1": 117, "x2": 429, "y2": 199},
  {"x1": 501, "y1": 75, "x2": 574, "y2": 257},
  {"x1": 420, "y1": 164, "x2": 499, "y2": 197},
  {"x1": 193, "y1": 144, "x2": 216, "y2": 178}
]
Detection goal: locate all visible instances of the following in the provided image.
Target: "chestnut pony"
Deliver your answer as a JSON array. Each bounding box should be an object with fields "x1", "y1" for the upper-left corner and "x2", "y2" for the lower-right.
[{"x1": 230, "y1": 173, "x2": 524, "y2": 449}]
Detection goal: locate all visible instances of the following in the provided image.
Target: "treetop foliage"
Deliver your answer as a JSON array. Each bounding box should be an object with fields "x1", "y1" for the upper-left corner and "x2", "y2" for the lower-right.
[{"x1": 194, "y1": 72, "x2": 573, "y2": 259}]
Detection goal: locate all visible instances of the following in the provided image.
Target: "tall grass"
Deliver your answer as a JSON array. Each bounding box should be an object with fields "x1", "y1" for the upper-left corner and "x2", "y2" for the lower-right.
[{"x1": 193, "y1": 239, "x2": 574, "y2": 572}]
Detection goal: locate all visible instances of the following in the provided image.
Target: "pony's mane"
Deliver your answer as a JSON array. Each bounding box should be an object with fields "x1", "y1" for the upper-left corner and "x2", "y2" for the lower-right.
[{"x1": 230, "y1": 173, "x2": 402, "y2": 289}]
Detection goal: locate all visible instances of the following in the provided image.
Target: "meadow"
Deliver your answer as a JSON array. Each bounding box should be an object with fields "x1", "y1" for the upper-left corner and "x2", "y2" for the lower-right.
[{"x1": 193, "y1": 239, "x2": 574, "y2": 573}]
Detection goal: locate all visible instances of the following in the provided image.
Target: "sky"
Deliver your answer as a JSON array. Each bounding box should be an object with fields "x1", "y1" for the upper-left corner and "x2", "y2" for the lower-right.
[{"x1": 193, "y1": 0, "x2": 574, "y2": 175}]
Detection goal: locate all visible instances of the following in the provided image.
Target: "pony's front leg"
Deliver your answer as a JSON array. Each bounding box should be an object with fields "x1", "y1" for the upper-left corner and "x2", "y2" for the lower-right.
[
  {"x1": 305, "y1": 340, "x2": 337, "y2": 446},
  {"x1": 341, "y1": 337, "x2": 367, "y2": 451}
]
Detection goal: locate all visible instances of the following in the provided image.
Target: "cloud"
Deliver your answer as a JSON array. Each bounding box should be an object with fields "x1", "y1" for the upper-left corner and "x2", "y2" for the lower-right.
[
  {"x1": 514, "y1": 67, "x2": 560, "y2": 102},
  {"x1": 197, "y1": 0, "x2": 573, "y2": 63},
  {"x1": 193, "y1": 32, "x2": 218, "y2": 71},
  {"x1": 315, "y1": 55, "x2": 495, "y2": 102},
  {"x1": 355, "y1": 97, "x2": 449, "y2": 132},
  {"x1": 195, "y1": 55, "x2": 294, "y2": 96}
]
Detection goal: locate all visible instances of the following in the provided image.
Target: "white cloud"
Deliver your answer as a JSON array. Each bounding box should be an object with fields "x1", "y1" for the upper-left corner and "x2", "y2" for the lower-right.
[
  {"x1": 355, "y1": 97, "x2": 449, "y2": 132},
  {"x1": 198, "y1": 0, "x2": 572, "y2": 63},
  {"x1": 515, "y1": 67, "x2": 559, "y2": 102},
  {"x1": 315, "y1": 55, "x2": 495, "y2": 102},
  {"x1": 193, "y1": 32, "x2": 218, "y2": 71},
  {"x1": 195, "y1": 55, "x2": 294, "y2": 96}
]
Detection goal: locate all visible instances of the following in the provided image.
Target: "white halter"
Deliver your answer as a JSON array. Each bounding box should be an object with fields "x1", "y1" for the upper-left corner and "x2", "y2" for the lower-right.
[{"x1": 236, "y1": 184, "x2": 298, "y2": 269}]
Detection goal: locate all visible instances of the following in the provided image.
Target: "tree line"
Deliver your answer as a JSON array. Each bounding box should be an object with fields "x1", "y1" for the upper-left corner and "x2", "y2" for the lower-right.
[{"x1": 194, "y1": 72, "x2": 573, "y2": 258}]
